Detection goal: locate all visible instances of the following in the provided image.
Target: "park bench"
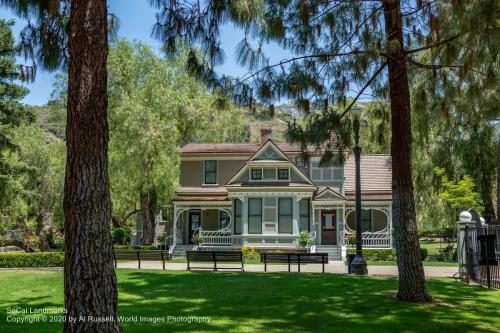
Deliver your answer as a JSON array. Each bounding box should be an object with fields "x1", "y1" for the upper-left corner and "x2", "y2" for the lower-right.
[
  {"x1": 113, "y1": 250, "x2": 170, "y2": 270},
  {"x1": 261, "y1": 252, "x2": 329, "y2": 273},
  {"x1": 186, "y1": 250, "x2": 244, "y2": 271}
]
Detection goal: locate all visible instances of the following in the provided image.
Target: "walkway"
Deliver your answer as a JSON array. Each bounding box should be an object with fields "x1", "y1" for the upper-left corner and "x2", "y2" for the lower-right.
[{"x1": 116, "y1": 261, "x2": 458, "y2": 278}]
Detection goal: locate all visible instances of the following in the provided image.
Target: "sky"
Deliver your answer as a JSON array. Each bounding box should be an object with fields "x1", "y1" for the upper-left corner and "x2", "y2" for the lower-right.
[{"x1": 0, "y1": 1, "x2": 291, "y2": 106}]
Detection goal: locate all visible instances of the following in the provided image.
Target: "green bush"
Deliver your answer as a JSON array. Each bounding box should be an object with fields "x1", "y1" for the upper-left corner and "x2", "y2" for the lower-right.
[
  {"x1": 347, "y1": 248, "x2": 429, "y2": 262},
  {"x1": 113, "y1": 245, "x2": 157, "y2": 250},
  {"x1": 347, "y1": 249, "x2": 397, "y2": 261},
  {"x1": 420, "y1": 248, "x2": 428, "y2": 261},
  {"x1": 112, "y1": 227, "x2": 131, "y2": 245},
  {"x1": 0, "y1": 252, "x2": 64, "y2": 267}
]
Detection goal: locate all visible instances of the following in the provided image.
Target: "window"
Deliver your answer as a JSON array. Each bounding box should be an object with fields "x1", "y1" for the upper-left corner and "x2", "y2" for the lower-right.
[
  {"x1": 219, "y1": 211, "x2": 230, "y2": 229},
  {"x1": 234, "y1": 199, "x2": 242, "y2": 234},
  {"x1": 251, "y1": 168, "x2": 262, "y2": 180},
  {"x1": 299, "y1": 199, "x2": 310, "y2": 232},
  {"x1": 310, "y1": 161, "x2": 343, "y2": 182},
  {"x1": 361, "y1": 209, "x2": 372, "y2": 232},
  {"x1": 248, "y1": 198, "x2": 262, "y2": 234},
  {"x1": 277, "y1": 168, "x2": 289, "y2": 179},
  {"x1": 295, "y1": 156, "x2": 305, "y2": 167},
  {"x1": 278, "y1": 198, "x2": 293, "y2": 234},
  {"x1": 263, "y1": 167, "x2": 276, "y2": 179},
  {"x1": 204, "y1": 160, "x2": 217, "y2": 184}
]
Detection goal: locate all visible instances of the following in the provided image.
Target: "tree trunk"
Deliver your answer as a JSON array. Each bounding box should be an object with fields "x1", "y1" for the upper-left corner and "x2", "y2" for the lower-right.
[
  {"x1": 497, "y1": 139, "x2": 500, "y2": 225},
  {"x1": 63, "y1": 0, "x2": 119, "y2": 332},
  {"x1": 383, "y1": 0, "x2": 432, "y2": 303},
  {"x1": 140, "y1": 185, "x2": 157, "y2": 245}
]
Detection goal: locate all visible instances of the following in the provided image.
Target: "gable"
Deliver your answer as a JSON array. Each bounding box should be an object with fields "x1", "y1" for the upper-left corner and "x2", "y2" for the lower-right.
[
  {"x1": 250, "y1": 140, "x2": 289, "y2": 162},
  {"x1": 314, "y1": 187, "x2": 345, "y2": 201}
]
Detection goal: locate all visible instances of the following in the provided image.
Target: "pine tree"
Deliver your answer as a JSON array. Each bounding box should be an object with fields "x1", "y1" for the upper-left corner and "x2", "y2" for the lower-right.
[
  {"x1": 0, "y1": 19, "x2": 33, "y2": 211},
  {"x1": 1, "y1": 1, "x2": 120, "y2": 331},
  {"x1": 152, "y1": 0, "x2": 498, "y2": 302}
]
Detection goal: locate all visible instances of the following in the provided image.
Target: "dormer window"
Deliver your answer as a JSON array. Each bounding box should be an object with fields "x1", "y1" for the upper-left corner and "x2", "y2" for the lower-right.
[
  {"x1": 204, "y1": 160, "x2": 217, "y2": 184},
  {"x1": 310, "y1": 160, "x2": 343, "y2": 182},
  {"x1": 251, "y1": 168, "x2": 262, "y2": 180},
  {"x1": 277, "y1": 168, "x2": 289, "y2": 180}
]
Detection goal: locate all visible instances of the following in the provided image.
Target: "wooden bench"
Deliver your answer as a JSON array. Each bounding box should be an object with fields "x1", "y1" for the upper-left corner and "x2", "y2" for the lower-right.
[
  {"x1": 261, "y1": 252, "x2": 329, "y2": 273},
  {"x1": 113, "y1": 250, "x2": 170, "y2": 269},
  {"x1": 186, "y1": 250, "x2": 244, "y2": 271}
]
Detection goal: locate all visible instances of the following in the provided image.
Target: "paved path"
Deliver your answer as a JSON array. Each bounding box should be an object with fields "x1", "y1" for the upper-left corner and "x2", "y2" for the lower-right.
[{"x1": 117, "y1": 261, "x2": 458, "y2": 278}]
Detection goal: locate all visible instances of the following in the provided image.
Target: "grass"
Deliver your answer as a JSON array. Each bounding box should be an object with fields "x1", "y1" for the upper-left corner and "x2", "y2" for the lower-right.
[
  {"x1": 367, "y1": 261, "x2": 458, "y2": 267},
  {"x1": 0, "y1": 270, "x2": 498, "y2": 332},
  {"x1": 420, "y1": 239, "x2": 454, "y2": 258}
]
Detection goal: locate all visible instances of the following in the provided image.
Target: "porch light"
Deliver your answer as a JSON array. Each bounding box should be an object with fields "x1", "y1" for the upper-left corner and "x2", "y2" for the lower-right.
[{"x1": 350, "y1": 106, "x2": 368, "y2": 275}]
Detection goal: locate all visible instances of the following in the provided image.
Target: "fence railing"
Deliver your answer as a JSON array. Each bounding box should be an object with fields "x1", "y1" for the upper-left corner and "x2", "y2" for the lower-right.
[
  {"x1": 199, "y1": 230, "x2": 232, "y2": 246},
  {"x1": 464, "y1": 225, "x2": 499, "y2": 289},
  {"x1": 341, "y1": 230, "x2": 391, "y2": 248}
]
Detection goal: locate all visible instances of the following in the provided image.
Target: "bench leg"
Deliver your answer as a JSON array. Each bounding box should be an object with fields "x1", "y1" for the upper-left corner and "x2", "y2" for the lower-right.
[
  {"x1": 187, "y1": 260, "x2": 190, "y2": 271},
  {"x1": 288, "y1": 254, "x2": 291, "y2": 272}
]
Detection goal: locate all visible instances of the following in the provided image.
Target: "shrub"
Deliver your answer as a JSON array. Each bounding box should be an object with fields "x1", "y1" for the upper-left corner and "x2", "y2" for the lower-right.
[
  {"x1": 297, "y1": 231, "x2": 314, "y2": 247},
  {"x1": 191, "y1": 235, "x2": 203, "y2": 246},
  {"x1": 242, "y1": 245, "x2": 260, "y2": 263},
  {"x1": 112, "y1": 227, "x2": 131, "y2": 245},
  {"x1": 346, "y1": 248, "x2": 428, "y2": 262},
  {"x1": 420, "y1": 248, "x2": 428, "y2": 261},
  {"x1": 113, "y1": 245, "x2": 157, "y2": 250},
  {"x1": 0, "y1": 252, "x2": 64, "y2": 267},
  {"x1": 347, "y1": 249, "x2": 397, "y2": 261},
  {"x1": 345, "y1": 235, "x2": 356, "y2": 245}
]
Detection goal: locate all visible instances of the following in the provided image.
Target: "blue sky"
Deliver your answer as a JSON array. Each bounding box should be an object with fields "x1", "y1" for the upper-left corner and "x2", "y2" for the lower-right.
[{"x1": 0, "y1": 1, "x2": 290, "y2": 106}]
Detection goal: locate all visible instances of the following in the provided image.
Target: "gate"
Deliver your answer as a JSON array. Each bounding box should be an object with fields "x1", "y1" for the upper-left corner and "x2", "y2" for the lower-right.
[{"x1": 464, "y1": 225, "x2": 500, "y2": 289}]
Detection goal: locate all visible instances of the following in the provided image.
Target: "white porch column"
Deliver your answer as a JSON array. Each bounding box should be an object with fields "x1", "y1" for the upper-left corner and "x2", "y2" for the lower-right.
[
  {"x1": 292, "y1": 195, "x2": 300, "y2": 237},
  {"x1": 242, "y1": 196, "x2": 248, "y2": 244}
]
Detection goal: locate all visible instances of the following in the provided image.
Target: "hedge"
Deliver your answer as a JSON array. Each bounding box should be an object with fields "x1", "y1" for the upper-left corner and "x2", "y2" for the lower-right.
[
  {"x1": 0, "y1": 252, "x2": 64, "y2": 267},
  {"x1": 113, "y1": 245, "x2": 158, "y2": 250},
  {"x1": 347, "y1": 248, "x2": 428, "y2": 261}
]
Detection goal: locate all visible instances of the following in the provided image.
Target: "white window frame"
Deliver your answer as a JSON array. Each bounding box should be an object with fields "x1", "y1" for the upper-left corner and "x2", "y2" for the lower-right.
[
  {"x1": 263, "y1": 197, "x2": 277, "y2": 234},
  {"x1": 203, "y1": 160, "x2": 218, "y2": 185},
  {"x1": 248, "y1": 166, "x2": 291, "y2": 182},
  {"x1": 309, "y1": 158, "x2": 343, "y2": 183}
]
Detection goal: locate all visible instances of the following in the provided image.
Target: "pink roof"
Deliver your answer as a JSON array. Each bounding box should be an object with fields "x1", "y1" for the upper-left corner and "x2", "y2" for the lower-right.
[
  {"x1": 181, "y1": 142, "x2": 304, "y2": 154},
  {"x1": 344, "y1": 155, "x2": 392, "y2": 194}
]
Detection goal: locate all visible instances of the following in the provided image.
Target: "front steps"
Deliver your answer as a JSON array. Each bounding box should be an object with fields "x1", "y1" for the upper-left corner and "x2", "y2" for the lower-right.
[
  {"x1": 314, "y1": 245, "x2": 343, "y2": 261},
  {"x1": 171, "y1": 244, "x2": 193, "y2": 258}
]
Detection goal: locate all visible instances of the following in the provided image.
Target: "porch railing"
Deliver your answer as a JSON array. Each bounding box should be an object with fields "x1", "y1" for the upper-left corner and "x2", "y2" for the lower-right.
[
  {"x1": 341, "y1": 230, "x2": 391, "y2": 248},
  {"x1": 198, "y1": 229, "x2": 232, "y2": 246}
]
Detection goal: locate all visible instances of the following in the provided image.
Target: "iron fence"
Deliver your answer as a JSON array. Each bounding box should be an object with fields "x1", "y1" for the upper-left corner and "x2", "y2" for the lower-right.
[{"x1": 464, "y1": 225, "x2": 499, "y2": 289}]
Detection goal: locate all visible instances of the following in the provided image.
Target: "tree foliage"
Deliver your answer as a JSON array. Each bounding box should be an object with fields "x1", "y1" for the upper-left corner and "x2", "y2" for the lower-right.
[{"x1": 434, "y1": 167, "x2": 481, "y2": 212}]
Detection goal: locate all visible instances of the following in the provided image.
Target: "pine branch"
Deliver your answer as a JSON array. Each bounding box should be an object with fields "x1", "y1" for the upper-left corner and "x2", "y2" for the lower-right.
[
  {"x1": 339, "y1": 61, "x2": 387, "y2": 119},
  {"x1": 240, "y1": 50, "x2": 379, "y2": 82},
  {"x1": 405, "y1": 34, "x2": 462, "y2": 54}
]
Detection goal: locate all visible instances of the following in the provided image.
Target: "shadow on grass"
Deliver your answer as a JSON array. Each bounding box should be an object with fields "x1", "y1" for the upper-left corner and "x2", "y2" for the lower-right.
[{"x1": 116, "y1": 270, "x2": 500, "y2": 333}]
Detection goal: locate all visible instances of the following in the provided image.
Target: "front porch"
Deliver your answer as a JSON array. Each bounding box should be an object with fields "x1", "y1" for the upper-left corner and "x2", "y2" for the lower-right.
[{"x1": 172, "y1": 199, "x2": 393, "y2": 253}]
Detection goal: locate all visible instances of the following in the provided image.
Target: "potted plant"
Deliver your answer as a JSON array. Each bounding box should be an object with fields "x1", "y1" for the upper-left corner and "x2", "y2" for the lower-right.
[
  {"x1": 297, "y1": 231, "x2": 314, "y2": 252},
  {"x1": 191, "y1": 235, "x2": 203, "y2": 250}
]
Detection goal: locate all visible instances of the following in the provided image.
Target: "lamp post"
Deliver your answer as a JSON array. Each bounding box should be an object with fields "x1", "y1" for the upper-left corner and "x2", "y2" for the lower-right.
[{"x1": 350, "y1": 107, "x2": 368, "y2": 275}]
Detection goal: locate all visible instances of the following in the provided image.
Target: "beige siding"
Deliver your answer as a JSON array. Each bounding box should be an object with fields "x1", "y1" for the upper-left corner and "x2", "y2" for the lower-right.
[
  {"x1": 202, "y1": 209, "x2": 219, "y2": 231},
  {"x1": 180, "y1": 161, "x2": 203, "y2": 186},
  {"x1": 219, "y1": 160, "x2": 246, "y2": 184},
  {"x1": 179, "y1": 160, "x2": 246, "y2": 186}
]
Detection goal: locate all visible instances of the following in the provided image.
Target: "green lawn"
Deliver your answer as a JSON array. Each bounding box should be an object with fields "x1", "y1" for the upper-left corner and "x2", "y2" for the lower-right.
[
  {"x1": 0, "y1": 269, "x2": 498, "y2": 333},
  {"x1": 420, "y1": 239, "x2": 454, "y2": 258},
  {"x1": 367, "y1": 261, "x2": 458, "y2": 267}
]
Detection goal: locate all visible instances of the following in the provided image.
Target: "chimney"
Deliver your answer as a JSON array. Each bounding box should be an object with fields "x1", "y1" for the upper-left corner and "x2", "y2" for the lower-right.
[{"x1": 260, "y1": 127, "x2": 272, "y2": 143}]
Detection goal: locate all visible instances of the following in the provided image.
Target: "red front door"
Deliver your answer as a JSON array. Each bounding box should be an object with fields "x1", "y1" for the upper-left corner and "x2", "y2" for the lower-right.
[{"x1": 321, "y1": 210, "x2": 337, "y2": 245}]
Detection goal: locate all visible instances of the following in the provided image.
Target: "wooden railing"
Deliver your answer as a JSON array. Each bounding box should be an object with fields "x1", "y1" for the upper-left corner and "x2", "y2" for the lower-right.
[
  {"x1": 199, "y1": 230, "x2": 232, "y2": 246},
  {"x1": 342, "y1": 230, "x2": 391, "y2": 248}
]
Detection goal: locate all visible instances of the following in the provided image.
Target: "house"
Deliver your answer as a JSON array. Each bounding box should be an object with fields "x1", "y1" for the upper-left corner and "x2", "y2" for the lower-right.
[{"x1": 171, "y1": 128, "x2": 393, "y2": 259}]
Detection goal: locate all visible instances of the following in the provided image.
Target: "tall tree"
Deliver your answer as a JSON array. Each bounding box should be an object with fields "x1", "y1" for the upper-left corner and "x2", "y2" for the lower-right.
[
  {"x1": 1, "y1": 1, "x2": 120, "y2": 331},
  {"x1": 108, "y1": 40, "x2": 247, "y2": 243},
  {"x1": 152, "y1": 0, "x2": 497, "y2": 302},
  {"x1": 0, "y1": 19, "x2": 32, "y2": 212},
  {"x1": 64, "y1": 0, "x2": 119, "y2": 331}
]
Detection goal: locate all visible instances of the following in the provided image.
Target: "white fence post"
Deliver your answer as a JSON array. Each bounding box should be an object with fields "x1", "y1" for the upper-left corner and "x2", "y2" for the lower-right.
[{"x1": 456, "y1": 211, "x2": 476, "y2": 280}]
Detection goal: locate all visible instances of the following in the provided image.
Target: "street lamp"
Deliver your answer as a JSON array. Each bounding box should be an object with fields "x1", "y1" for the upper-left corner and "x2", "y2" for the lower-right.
[{"x1": 350, "y1": 106, "x2": 368, "y2": 275}]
